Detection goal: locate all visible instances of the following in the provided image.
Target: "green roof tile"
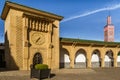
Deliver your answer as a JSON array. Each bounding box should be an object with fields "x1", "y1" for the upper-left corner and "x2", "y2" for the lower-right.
[{"x1": 60, "y1": 37, "x2": 120, "y2": 46}]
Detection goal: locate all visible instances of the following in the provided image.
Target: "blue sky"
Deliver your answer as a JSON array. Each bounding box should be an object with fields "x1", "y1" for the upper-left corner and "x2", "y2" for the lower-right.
[{"x1": 1, "y1": 0, "x2": 120, "y2": 42}]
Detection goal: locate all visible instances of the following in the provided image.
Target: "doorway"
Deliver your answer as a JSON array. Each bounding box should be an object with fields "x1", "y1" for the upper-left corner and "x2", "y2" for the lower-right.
[{"x1": 33, "y1": 52, "x2": 43, "y2": 66}]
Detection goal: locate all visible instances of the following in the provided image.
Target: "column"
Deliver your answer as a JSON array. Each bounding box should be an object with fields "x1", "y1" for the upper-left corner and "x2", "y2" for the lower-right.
[
  {"x1": 86, "y1": 47, "x2": 92, "y2": 68},
  {"x1": 38, "y1": 21, "x2": 41, "y2": 31},
  {"x1": 48, "y1": 22, "x2": 52, "y2": 68},
  {"x1": 101, "y1": 48, "x2": 106, "y2": 68},
  {"x1": 113, "y1": 57, "x2": 117, "y2": 67},
  {"x1": 29, "y1": 18, "x2": 32, "y2": 29},
  {"x1": 52, "y1": 20, "x2": 60, "y2": 69},
  {"x1": 45, "y1": 22, "x2": 48, "y2": 32},
  {"x1": 36, "y1": 20, "x2": 38, "y2": 30},
  {"x1": 101, "y1": 58, "x2": 105, "y2": 68},
  {"x1": 23, "y1": 16, "x2": 29, "y2": 70},
  {"x1": 32, "y1": 20, "x2": 35, "y2": 30},
  {"x1": 87, "y1": 58, "x2": 91, "y2": 68},
  {"x1": 42, "y1": 21, "x2": 45, "y2": 31},
  {"x1": 70, "y1": 54, "x2": 74, "y2": 68},
  {"x1": 113, "y1": 50, "x2": 118, "y2": 67},
  {"x1": 69, "y1": 46, "x2": 75, "y2": 68}
]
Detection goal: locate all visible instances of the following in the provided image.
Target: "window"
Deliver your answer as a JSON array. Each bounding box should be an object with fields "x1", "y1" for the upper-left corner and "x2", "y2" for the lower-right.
[{"x1": 33, "y1": 53, "x2": 43, "y2": 66}]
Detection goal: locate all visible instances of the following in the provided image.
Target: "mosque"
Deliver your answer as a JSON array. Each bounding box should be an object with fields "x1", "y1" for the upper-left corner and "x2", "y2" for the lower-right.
[{"x1": 0, "y1": 1, "x2": 120, "y2": 70}]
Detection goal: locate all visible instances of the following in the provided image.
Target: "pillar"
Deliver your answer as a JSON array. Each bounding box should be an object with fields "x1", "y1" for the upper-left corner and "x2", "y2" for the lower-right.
[
  {"x1": 69, "y1": 46, "x2": 75, "y2": 68},
  {"x1": 101, "y1": 58, "x2": 105, "y2": 68},
  {"x1": 86, "y1": 47, "x2": 92, "y2": 68},
  {"x1": 87, "y1": 58, "x2": 91, "y2": 68},
  {"x1": 101, "y1": 48, "x2": 106, "y2": 68},
  {"x1": 52, "y1": 20, "x2": 60, "y2": 69},
  {"x1": 23, "y1": 16, "x2": 29, "y2": 70},
  {"x1": 70, "y1": 55, "x2": 74, "y2": 68},
  {"x1": 114, "y1": 57, "x2": 117, "y2": 67},
  {"x1": 48, "y1": 22, "x2": 52, "y2": 68}
]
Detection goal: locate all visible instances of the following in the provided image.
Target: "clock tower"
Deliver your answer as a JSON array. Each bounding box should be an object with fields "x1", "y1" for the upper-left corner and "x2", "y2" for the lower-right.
[
  {"x1": 104, "y1": 16, "x2": 114, "y2": 42},
  {"x1": 1, "y1": 1, "x2": 63, "y2": 70}
]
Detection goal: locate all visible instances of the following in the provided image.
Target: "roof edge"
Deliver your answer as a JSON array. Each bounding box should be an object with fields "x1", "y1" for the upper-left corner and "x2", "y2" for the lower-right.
[
  {"x1": 1, "y1": 1, "x2": 64, "y2": 20},
  {"x1": 60, "y1": 37, "x2": 120, "y2": 45}
]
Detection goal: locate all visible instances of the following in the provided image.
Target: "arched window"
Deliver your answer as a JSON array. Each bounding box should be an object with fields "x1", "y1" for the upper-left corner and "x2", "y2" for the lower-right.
[{"x1": 33, "y1": 53, "x2": 43, "y2": 66}]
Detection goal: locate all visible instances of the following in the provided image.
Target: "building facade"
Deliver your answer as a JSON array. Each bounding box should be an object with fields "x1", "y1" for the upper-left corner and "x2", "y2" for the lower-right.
[
  {"x1": 1, "y1": 1, "x2": 120, "y2": 70},
  {"x1": 60, "y1": 38, "x2": 120, "y2": 68},
  {"x1": 1, "y1": 1, "x2": 63, "y2": 70}
]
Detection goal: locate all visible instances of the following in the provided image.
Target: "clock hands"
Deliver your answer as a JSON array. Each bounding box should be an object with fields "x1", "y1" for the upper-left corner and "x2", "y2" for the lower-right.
[
  {"x1": 36, "y1": 37, "x2": 41, "y2": 43},
  {"x1": 32, "y1": 33, "x2": 45, "y2": 45}
]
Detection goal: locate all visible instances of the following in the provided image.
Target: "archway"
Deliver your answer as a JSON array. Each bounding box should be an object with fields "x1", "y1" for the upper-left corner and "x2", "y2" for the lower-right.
[
  {"x1": 117, "y1": 52, "x2": 120, "y2": 67},
  {"x1": 74, "y1": 49, "x2": 86, "y2": 68},
  {"x1": 104, "y1": 50, "x2": 113, "y2": 67},
  {"x1": 60, "y1": 48, "x2": 70, "y2": 68},
  {"x1": 33, "y1": 52, "x2": 43, "y2": 66},
  {"x1": 91, "y1": 50, "x2": 101, "y2": 68}
]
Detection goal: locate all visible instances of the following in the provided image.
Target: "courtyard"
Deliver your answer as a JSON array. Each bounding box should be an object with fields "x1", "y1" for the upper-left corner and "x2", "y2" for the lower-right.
[{"x1": 0, "y1": 68, "x2": 120, "y2": 80}]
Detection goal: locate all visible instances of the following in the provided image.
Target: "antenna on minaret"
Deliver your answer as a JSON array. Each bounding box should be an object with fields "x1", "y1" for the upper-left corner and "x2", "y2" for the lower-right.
[{"x1": 107, "y1": 9, "x2": 112, "y2": 25}]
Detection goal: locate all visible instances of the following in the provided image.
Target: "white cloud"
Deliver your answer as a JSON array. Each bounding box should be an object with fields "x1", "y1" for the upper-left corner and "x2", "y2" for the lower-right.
[{"x1": 61, "y1": 3, "x2": 120, "y2": 23}]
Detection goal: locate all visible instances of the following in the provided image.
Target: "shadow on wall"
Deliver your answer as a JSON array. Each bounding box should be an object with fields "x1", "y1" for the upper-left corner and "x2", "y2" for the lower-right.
[
  {"x1": 4, "y1": 32, "x2": 19, "y2": 71},
  {"x1": 0, "y1": 48, "x2": 5, "y2": 68},
  {"x1": 59, "y1": 46, "x2": 70, "y2": 68},
  {"x1": 59, "y1": 46, "x2": 65, "y2": 68}
]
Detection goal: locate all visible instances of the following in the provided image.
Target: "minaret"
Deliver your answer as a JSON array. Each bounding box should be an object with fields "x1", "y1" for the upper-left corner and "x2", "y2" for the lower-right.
[{"x1": 104, "y1": 16, "x2": 114, "y2": 42}]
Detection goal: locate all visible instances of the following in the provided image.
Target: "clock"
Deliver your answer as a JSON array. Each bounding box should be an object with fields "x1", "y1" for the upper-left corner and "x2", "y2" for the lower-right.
[{"x1": 31, "y1": 32, "x2": 45, "y2": 45}]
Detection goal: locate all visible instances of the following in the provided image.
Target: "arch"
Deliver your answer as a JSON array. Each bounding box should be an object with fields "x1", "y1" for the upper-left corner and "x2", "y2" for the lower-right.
[
  {"x1": 60, "y1": 48, "x2": 70, "y2": 68},
  {"x1": 117, "y1": 51, "x2": 120, "y2": 67},
  {"x1": 104, "y1": 50, "x2": 114, "y2": 67},
  {"x1": 33, "y1": 52, "x2": 43, "y2": 66},
  {"x1": 74, "y1": 49, "x2": 87, "y2": 68},
  {"x1": 91, "y1": 49, "x2": 101, "y2": 68}
]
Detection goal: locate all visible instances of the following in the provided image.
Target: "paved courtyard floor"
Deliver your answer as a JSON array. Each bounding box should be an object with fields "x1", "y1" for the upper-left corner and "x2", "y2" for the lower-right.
[{"x1": 0, "y1": 68, "x2": 120, "y2": 80}]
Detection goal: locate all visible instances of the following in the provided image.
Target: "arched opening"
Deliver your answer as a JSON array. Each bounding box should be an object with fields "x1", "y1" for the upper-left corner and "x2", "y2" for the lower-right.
[
  {"x1": 33, "y1": 52, "x2": 43, "y2": 66},
  {"x1": 74, "y1": 49, "x2": 86, "y2": 68},
  {"x1": 60, "y1": 48, "x2": 70, "y2": 68},
  {"x1": 117, "y1": 51, "x2": 120, "y2": 67},
  {"x1": 91, "y1": 50, "x2": 101, "y2": 68},
  {"x1": 104, "y1": 50, "x2": 113, "y2": 67}
]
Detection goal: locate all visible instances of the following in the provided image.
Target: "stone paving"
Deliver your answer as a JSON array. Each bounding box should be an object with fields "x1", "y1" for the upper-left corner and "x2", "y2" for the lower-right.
[{"x1": 0, "y1": 68, "x2": 120, "y2": 80}]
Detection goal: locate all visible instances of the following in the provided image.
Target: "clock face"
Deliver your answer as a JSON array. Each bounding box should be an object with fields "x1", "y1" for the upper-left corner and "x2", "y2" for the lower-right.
[{"x1": 31, "y1": 32, "x2": 45, "y2": 45}]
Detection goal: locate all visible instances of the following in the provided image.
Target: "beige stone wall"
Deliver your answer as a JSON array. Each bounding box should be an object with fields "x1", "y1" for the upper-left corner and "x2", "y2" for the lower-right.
[
  {"x1": 28, "y1": 31, "x2": 49, "y2": 69},
  {"x1": 51, "y1": 20, "x2": 60, "y2": 69},
  {"x1": 27, "y1": 20, "x2": 61, "y2": 69},
  {"x1": 5, "y1": 9, "x2": 24, "y2": 70},
  {"x1": 4, "y1": 8, "x2": 11, "y2": 69}
]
